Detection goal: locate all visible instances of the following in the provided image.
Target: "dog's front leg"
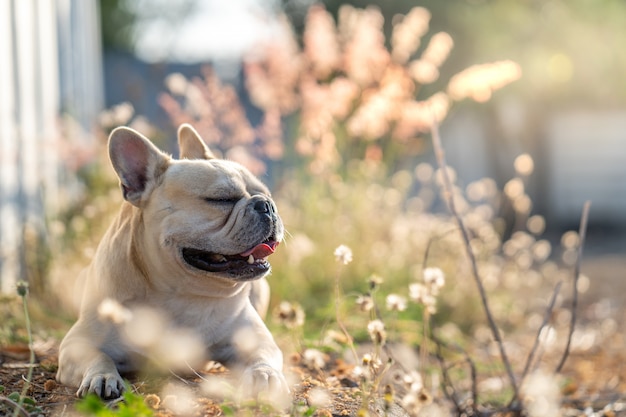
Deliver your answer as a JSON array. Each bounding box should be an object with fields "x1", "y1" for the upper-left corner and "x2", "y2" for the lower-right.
[
  {"x1": 234, "y1": 306, "x2": 290, "y2": 399},
  {"x1": 57, "y1": 324, "x2": 126, "y2": 399}
]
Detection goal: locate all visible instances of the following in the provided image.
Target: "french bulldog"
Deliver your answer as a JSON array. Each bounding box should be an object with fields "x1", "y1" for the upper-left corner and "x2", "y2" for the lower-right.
[{"x1": 56, "y1": 124, "x2": 288, "y2": 400}]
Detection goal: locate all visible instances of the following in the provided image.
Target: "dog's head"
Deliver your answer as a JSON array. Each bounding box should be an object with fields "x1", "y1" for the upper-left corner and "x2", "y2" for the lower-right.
[{"x1": 108, "y1": 124, "x2": 284, "y2": 283}]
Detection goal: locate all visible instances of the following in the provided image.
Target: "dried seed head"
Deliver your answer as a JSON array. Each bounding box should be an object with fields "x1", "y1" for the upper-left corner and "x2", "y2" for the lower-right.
[
  {"x1": 367, "y1": 319, "x2": 387, "y2": 345},
  {"x1": 334, "y1": 244, "x2": 353, "y2": 265},
  {"x1": 356, "y1": 294, "x2": 374, "y2": 312},
  {"x1": 423, "y1": 267, "x2": 445, "y2": 291},
  {"x1": 16, "y1": 281, "x2": 29, "y2": 297},
  {"x1": 368, "y1": 274, "x2": 384, "y2": 290},
  {"x1": 386, "y1": 294, "x2": 408, "y2": 311},
  {"x1": 274, "y1": 300, "x2": 306, "y2": 329}
]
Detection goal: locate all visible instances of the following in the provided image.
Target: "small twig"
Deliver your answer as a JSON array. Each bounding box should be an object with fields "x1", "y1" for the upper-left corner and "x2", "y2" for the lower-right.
[
  {"x1": 430, "y1": 121, "x2": 519, "y2": 400},
  {"x1": 514, "y1": 281, "x2": 562, "y2": 405},
  {"x1": 433, "y1": 339, "x2": 463, "y2": 414},
  {"x1": 105, "y1": 396, "x2": 126, "y2": 409},
  {"x1": 555, "y1": 201, "x2": 591, "y2": 373},
  {"x1": 422, "y1": 228, "x2": 457, "y2": 269},
  {"x1": 431, "y1": 331, "x2": 478, "y2": 415}
]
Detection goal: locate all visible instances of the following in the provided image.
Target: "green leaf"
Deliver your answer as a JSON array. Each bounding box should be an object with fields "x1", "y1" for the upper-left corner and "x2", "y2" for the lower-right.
[
  {"x1": 221, "y1": 404, "x2": 236, "y2": 416},
  {"x1": 22, "y1": 396, "x2": 36, "y2": 405},
  {"x1": 75, "y1": 393, "x2": 109, "y2": 415}
]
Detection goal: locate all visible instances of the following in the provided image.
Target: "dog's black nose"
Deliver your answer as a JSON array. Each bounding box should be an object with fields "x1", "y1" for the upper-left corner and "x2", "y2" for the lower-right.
[{"x1": 254, "y1": 200, "x2": 272, "y2": 214}]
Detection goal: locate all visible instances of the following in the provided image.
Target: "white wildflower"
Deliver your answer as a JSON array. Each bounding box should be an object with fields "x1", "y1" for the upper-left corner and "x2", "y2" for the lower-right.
[
  {"x1": 356, "y1": 294, "x2": 374, "y2": 312},
  {"x1": 423, "y1": 267, "x2": 445, "y2": 294},
  {"x1": 368, "y1": 274, "x2": 384, "y2": 289},
  {"x1": 352, "y1": 365, "x2": 366, "y2": 379},
  {"x1": 409, "y1": 283, "x2": 437, "y2": 314},
  {"x1": 308, "y1": 387, "x2": 332, "y2": 408},
  {"x1": 401, "y1": 388, "x2": 432, "y2": 415},
  {"x1": 386, "y1": 294, "x2": 407, "y2": 311},
  {"x1": 161, "y1": 383, "x2": 196, "y2": 416},
  {"x1": 302, "y1": 348, "x2": 328, "y2": 370},
  {"x1": 522, "y1": 370, "x2": 561, "y2": 417},
  {"x1": 403, "y1": 370, "x2": 424, "y2": 392},
  {"x1": 334, "y1": 244, "x2": 353, "y2": 265},
  {"x1": 424, "y1": 299, "x2": 437, "y2": 314},
  {"x1": 409, "y1": 283, "x2": 428, "y2": 303},
  {"x1": 362, "y1": 353, "x2": 382, "y2": 370},
  {"x1": 322, "y1": 329, "x2": 349, "y2": 347},
  {"x1": 273, "y1": 301, "x2": 305, "y2": 329},
  {"x1": 367, "y1": 319, "x2": 387, "y2": 345}
]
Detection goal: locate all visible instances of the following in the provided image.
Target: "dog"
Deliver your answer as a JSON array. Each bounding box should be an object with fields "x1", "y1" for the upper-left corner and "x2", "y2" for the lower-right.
[{"x1": 56, "y1": 124, "x2": 288, "y2": 400}]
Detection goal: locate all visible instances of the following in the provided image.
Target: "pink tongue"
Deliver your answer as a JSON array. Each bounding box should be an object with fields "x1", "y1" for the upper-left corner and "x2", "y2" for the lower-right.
[{"x1": 241, "y1": 241, "x2": 279, "y2": 258}]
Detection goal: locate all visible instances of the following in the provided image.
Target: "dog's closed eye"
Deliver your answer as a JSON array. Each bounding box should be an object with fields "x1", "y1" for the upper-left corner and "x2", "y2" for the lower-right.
[{"x1": 203, "y1": 196, "x2": 241, "y2": 205}]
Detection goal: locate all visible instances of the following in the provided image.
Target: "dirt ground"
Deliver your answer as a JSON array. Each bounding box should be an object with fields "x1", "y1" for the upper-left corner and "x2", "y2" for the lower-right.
[
  {"x1": 2, "y1": 332, "x2": 626, "y2": 416},
  {"x1": 2, "y1": 247, "x2": 626, "y2": 416}
]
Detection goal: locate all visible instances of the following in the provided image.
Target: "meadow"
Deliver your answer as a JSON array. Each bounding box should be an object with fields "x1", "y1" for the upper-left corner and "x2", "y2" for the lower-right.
[{"x1": 2, "y1": 4, "x2": 622, "y2": 417}]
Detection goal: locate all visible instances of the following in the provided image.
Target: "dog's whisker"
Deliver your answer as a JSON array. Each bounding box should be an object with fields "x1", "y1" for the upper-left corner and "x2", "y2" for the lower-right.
[
  {"x1": 167, "y1": 368, "x2": 191, "y2": 385},
  {"x1": 184, "y1": 360, "x2": 209, "y2": 383},
  {"x1": 282, "y1": 228, "x2": 293, "y2": 245}
]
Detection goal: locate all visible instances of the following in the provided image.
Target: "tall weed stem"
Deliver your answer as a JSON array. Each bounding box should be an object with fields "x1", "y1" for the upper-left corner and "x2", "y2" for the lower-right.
[
  {"x1": 430, "y1": 120, "x2": 519, "y2": 400},
  {"x1": 13, "y1": 281, "x2": 35, "y2": 417}
]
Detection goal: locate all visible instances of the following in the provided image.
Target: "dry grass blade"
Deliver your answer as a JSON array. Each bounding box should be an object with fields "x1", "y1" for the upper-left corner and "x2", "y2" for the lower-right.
[
  {"x1": 430, "y1": 120, "x2": 519, "y2": 400},
  {"x1": 432, "y1": 330, "x2": 478, "y2": 415},
  {"x1": 555, "y1": 200, "x2": 591, "y2": 373}
]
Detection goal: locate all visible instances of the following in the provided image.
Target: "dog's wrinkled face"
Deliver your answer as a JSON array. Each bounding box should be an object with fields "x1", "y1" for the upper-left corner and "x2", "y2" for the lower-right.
[
  {"x1": 154, "y1": 160, "x2": 283, "y2": 281},
  {"x1": 57, "y1": 124, "x2": 290, "y2": 400},
  {"x1": 108, "y1": 124, "x2": 284, "y2": 284}
]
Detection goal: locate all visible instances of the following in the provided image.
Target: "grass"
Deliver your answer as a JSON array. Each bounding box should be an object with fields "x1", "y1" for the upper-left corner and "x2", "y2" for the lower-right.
[
  {"x1": 0, "y1": 170, "x2": 593, "y2": 414},
  {"x1": 0, "y1": 283, "x2": 43, "y2": 417},
  {"x1": 0, "y1": 4, "x2": 600, "y2": 416}
]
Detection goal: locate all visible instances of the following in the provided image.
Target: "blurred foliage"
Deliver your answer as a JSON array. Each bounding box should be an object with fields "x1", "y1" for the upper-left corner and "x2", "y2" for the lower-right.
[
  {"x1": 85, "y1": 3, "x2": 567, "y2": 344},
  {"x1": 161, "y1": 4, "x2": 520, "y2": 180},
  {"x1": 99, "y1": 0, "x2": 137, "y2": 52},
  {"x1": 99, "y1": 0, "x2": 198, "y2": 53},
  {"x1": 95, "y1": 0, "x2": 626, "y2": 112},
  {"x1": 76, "y1": 391, "x2": 154, "y2": 417},
  {"x1": 100, "y1": 0, "x2": 626, "y2": 103},
  {"x1": 282, "y1": 0, "x2": 626, "y2": 105},
  {"x1": 24, "y1": 3, "x2": 602, "y2": 413}
]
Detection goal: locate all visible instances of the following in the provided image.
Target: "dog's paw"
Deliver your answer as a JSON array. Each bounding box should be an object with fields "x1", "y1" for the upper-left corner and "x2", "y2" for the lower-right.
[
  {"x1": 77, "y1": 372, "x2": 125, "y2": 400},
  {"x1": 241, "y1": 363, "x2": 290, "y2": 400}
]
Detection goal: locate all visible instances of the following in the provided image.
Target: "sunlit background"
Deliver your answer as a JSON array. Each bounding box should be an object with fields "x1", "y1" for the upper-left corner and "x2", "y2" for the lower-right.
[
  {"x1": 1, "y1": 0, "x2": 625, "y2": 330},
  {"x1": 3, "y1": 1, "x2": 626, "y2": 414}
]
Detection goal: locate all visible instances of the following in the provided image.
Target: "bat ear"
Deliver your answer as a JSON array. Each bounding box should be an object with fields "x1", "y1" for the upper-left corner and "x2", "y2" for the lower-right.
[
  {"x1": 177, "y1": 123, "x2": 215, "y2": 160},
  {"x1": 108, "y1": 127, "x2": 170, "y2": 206}
]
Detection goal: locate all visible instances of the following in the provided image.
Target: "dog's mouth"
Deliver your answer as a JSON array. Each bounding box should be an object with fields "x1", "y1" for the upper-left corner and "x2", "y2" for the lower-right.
[{"x1": 181, "y1": 240, "x2": 279, "y2": 280}]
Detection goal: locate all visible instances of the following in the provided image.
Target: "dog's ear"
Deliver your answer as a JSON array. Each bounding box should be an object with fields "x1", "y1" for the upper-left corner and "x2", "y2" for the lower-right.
[
  {"x1": 177, "y1": 124, "x2": 215, "y2": 160},
  {"x1": 108, "y1": 127, "x2": 171, "y2": 206}
]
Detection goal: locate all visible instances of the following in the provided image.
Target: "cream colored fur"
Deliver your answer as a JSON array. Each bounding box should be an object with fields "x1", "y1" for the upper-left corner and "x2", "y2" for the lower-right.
[{"x1": 56, "y1": 124, "x2": 287, "y2": 400}]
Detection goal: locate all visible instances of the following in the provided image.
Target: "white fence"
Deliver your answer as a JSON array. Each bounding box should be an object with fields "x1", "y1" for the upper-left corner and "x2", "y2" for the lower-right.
[{"x1": 0, "y1": 0, "x2": 103, "y2": 293}]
